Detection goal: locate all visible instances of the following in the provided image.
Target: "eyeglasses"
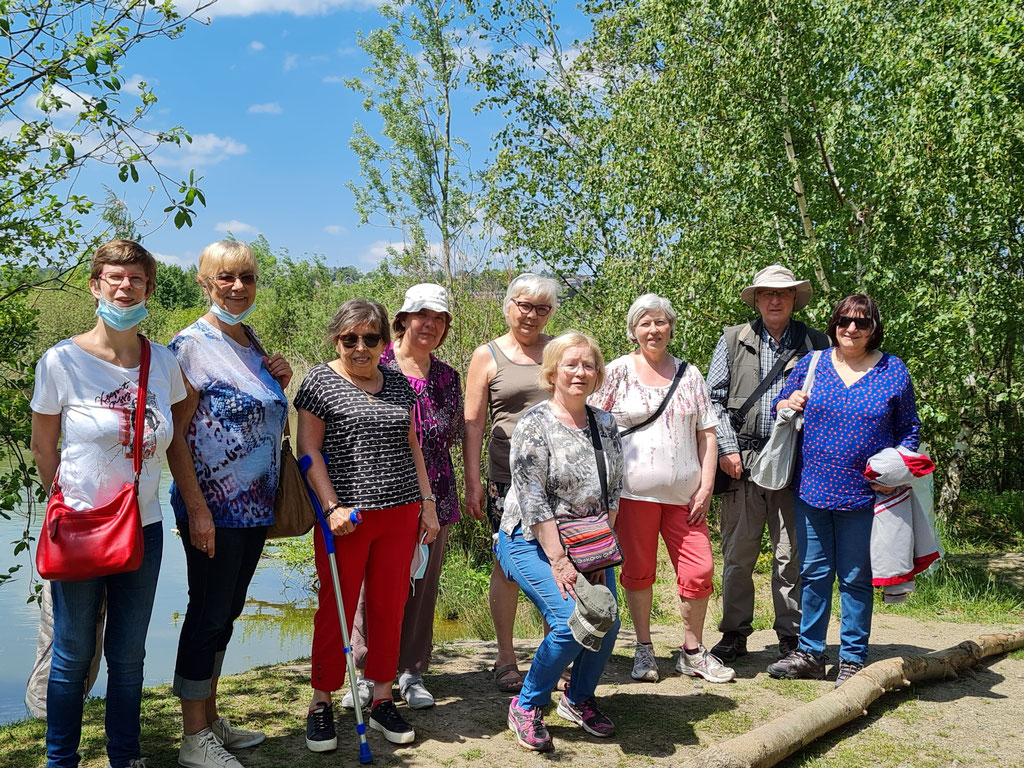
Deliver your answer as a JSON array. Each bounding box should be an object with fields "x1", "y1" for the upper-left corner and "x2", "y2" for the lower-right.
[
  {"x1": 213, "y1": 273, "x2": 258, "y2": 287},
  {"x1": 98, "y1": 272, "x2": 147, "y2": 289},
  {"x1": 757, "y1": 289, "x2": 795, "y2": 301},
  {"x1": 512, "y1": 299, "x2": 552, "y2": 317},
  {"x1": 837, "y1": 315, "x2": 874, "y2": 331},
  {"x1": 338, "y1": 333, "x2": 383, "y2": 349},
  {"x1": 559, "y1": 361, "x2": 596, "y2": 374}
]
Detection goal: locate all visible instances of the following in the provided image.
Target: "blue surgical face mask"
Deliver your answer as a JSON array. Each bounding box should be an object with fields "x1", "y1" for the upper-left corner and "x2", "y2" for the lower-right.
[
  {"x1": 410, "y1": 533, "x2": 429, "y2": 583},
  {"x1": 209, "y1": 300, "x2": 256, "y2": 326},
  {"x1": 95, "y1": 298, "x2": 148, "y2": 332}
]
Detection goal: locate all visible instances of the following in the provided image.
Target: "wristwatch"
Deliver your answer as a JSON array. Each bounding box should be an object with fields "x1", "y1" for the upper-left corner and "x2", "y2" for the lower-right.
[{"x1": 422, "y1": 494, "x2": 437, "y2": 503}]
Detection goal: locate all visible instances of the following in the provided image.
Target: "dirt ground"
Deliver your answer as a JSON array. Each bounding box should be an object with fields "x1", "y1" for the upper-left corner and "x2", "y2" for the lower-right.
[{"x1": 197, "y1": 613, "x2": 1024, "y2": 768}]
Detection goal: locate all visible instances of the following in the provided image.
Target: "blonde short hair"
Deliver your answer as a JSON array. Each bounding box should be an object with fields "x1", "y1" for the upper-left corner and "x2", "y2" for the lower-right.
[
  {"x1": 197, "y1": 240, "x2": 258, "y2": 285},
  {"x1": 503, "y1": 273, "x2": 560, "y2": 320},
  {"x1": 538, "y1": 330, "x2": 606, "y2": 393},
  {"x1": 626, "y1": 293, "x2": 677, "y2": 344}
]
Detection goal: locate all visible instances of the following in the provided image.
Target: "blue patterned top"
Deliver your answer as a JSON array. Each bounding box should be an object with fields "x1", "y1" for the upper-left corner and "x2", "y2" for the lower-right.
[
  {"x1": 168, "y1": 319, "x2": 288, "y2": 528},
  {"x1": 774, "y1": 350, "x2": 920, "y2": 511}
]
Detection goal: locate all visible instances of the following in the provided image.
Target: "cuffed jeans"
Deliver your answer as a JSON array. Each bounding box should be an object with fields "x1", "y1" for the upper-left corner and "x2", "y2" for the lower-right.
[
  {"x1": 794, "y1": 497, "x2": 874, "y2": 664},
  {"x1": 46, "y1": 521, "x2": 163, "y2": 768},
  {"x1": 496, "y1": 526, "x2": 619, "y2": 709},
  {"x1": 171, "y1": 499, "x2": 267, "y2": 701}
]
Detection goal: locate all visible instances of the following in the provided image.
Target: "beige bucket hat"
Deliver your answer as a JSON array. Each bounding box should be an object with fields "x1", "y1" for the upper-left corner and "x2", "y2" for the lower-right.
[{"x1": 741, "y1": 264, "x2": 812, "y2": 311}]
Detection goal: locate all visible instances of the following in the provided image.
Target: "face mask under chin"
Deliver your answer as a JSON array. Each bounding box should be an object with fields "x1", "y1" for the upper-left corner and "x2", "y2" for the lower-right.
[{"x1": 95, "y1": 298, "x2": 149, "y2": 332}]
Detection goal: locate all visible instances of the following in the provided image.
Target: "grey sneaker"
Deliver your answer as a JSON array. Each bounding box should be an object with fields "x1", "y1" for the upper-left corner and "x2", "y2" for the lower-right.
[
  {"x1": 179, "y1": 728, "x2": 244, "y2": 768},
  {"x1": 675, "y1": 645, "x2": 736, "y2": 683},
  {"x1": 340, "y1": 676, "x2": 373, "y2": 709},
  {"x1": 631, "y1": 642, "x2": 660, "y2": 682},
  {"x1": 399, "y1": 673, "x2": 435, "y2": 709},
  {"x1": 834, "y1": 659, "x2": 864, "y2": 688},
  {"x1": 210, "y1": 717, "x2": 265, "y2": 750},
  {"x1": 767, "y1": 649, "x2": 827, "y2": 680}
]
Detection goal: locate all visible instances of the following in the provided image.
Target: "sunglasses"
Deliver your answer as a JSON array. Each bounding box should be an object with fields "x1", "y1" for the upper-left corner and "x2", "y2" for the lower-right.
[
  {"x1": 836, "y1": 315, "x2": 874, "y2": 331},
  {"x1": 214, "y1": 273, "x2": 258, "y2": 287},
  {"x1": 512, "y1": 299, "x2": 552, "y2": 317},
  {"x1": 338, "y1": 333, "x2": 383, "y2": 349}
]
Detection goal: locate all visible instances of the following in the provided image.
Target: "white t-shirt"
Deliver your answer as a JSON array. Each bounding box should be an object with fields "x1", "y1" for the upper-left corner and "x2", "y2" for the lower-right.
[
  {"x1": 589, "y1": 354, "x2": 718, "y2": 506},
  {"x1": 30, "y1": 338, "x2": 187, "y2": 526}
]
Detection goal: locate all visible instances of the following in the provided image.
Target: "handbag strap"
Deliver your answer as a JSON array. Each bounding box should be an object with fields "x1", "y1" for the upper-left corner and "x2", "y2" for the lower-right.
[
  {"x1": 620, "y1": 360, "x2": 687, "y2": 437},
  {"x1": 729, "y1": 321, "x2": 806, "y2": 428},
  {"x1": 585, "y1": 405, "x2": 610, "y2": 514},
  {"x1": 243, "y1": 324, "x2": 292, "y2": 441},
  {"x1": 802, "y1": 350, "x2": 822, "y2": 399},
  {"x1": 132, "y1": 336, "x2": 151, "y2": 482}
]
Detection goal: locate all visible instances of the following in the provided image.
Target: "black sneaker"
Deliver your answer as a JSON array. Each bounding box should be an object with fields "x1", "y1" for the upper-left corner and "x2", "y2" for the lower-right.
[
  {"x1": 778, "y1": 634, "x2": 799, "y2": 659},
  {"x1": 709, "y1": 631, "x2": 747, "y2": 663},
  {"x1": 306, "y1": 702, "x2": 337, "y2": 752},
  {"x1": 834, "y1": 659, "x2": 864, "y2": 688},
  {"x1": 369, "y1": 700, "x2": 415, "y2": 744},
  {"x1": 767, "y1": 649, "x2": 827, "y2": 680}
]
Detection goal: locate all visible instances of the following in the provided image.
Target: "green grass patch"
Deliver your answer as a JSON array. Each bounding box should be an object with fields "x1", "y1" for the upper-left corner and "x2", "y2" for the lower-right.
[
  {"x1": 755, "y1": 677, "x2": 822, "y2": 702},
  {"x1": 875, "y1": 559, "x2": 1024, "y2": 623},
  {"x1": 942, "y1": 490, "x2": 1024, "y2": 553}
]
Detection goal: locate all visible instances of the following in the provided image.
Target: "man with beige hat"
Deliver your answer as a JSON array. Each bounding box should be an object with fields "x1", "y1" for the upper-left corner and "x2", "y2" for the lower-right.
[{"x1": 705, "y1": 265, "x2": 829, "y2": 665}]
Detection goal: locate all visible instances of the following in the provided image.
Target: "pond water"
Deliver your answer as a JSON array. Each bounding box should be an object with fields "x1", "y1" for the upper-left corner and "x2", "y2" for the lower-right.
[{"x1": 0, "y1": 467, "x2": 317, "y2": 725}]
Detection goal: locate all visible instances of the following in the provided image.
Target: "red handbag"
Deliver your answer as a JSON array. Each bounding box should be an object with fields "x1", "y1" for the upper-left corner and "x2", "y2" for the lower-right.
[{"x1": 36, "y1": 338, "x2": 151, "y2": 581}]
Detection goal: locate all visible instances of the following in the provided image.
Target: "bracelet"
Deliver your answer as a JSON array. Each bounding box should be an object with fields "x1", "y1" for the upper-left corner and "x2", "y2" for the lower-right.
[
  {"x1": 422, "y1": 494, "x2": 437, "y2": 504},
  {"x1": 326, "y1": 502, "x2": 343, "y2": 517}
]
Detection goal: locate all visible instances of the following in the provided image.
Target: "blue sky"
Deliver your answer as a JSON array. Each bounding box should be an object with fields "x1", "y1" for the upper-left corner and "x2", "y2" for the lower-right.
[{"x1": 74, "y1": 0, "x2": 583, "y2": 272}]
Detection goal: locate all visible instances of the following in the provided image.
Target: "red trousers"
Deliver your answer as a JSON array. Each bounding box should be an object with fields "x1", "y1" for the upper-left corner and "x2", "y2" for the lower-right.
[{"x1": 310, "y1": 502, "x2": 419, "y2": 691}]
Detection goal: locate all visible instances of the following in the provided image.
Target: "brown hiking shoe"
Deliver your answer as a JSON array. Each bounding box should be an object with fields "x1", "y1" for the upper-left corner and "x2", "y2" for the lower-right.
[{"x1": 766, "y1": 649, "x2": 826, "y2": 680}]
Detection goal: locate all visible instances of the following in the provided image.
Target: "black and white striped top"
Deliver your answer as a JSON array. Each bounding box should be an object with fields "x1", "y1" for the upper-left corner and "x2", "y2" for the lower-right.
[{"x1": 294, "y1": 363, "x2": 420, "y2": 510}]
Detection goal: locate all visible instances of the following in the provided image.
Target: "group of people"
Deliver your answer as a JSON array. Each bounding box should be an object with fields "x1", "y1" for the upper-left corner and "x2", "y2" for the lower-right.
[{"x1": 29, "y1": 241, "x2": 921, "y2": 767}]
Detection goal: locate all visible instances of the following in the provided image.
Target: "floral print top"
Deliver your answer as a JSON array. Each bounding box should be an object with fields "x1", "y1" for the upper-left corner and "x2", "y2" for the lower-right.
[
  {"x1": 380, "y1": 345, "x2": 465, "y2": 526},
  {"x1": 501, "y1": 401, "x2": 624, "y2": 542}
]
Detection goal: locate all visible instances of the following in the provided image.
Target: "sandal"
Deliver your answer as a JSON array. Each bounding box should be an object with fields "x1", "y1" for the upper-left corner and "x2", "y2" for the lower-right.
[{"x1": 492, "y1": 663, "x2": 525, "y2": 693}]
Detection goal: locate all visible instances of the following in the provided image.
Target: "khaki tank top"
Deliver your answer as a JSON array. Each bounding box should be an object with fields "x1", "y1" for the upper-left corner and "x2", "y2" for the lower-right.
[{"x1": 486, "y1": 342, "x2": 550, "y2": 483}]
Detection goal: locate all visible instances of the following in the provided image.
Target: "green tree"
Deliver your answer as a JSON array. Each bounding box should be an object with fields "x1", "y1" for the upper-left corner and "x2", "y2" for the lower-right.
[
  {"x1": 0, "y1": 0, "x2": 210, "y2": 589},
  {"x1": 472, "y1": 0, "x2": 1024, "y2": 512},
  {"x1": 347, "y1": 0, "x2": 481, "y2": 292}
]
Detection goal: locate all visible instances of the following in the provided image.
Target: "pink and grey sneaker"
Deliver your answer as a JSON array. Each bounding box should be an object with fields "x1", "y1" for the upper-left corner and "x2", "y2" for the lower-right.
[
  {"x1": 507, "y1": 695, "x2": 553, "y2": 752},
  {"x1": 556, "y1": 695, "x2": 615, "y2": 737}
]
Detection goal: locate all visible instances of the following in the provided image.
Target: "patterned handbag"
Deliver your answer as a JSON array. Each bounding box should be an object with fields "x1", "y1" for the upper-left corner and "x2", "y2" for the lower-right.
[{"x1": 556, "y1": 407, "x2": 623, "y2": 574}]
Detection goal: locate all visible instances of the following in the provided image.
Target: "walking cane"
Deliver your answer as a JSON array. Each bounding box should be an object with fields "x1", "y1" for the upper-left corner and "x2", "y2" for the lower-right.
[{"x1": 298, "y1": 454, "x2": 373, "y2": 765}]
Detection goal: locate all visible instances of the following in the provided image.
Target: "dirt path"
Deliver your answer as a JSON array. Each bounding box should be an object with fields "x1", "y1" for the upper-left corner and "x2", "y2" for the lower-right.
[{"x1": 185, "y1": 613, "x2": 1024, "y2": 768}]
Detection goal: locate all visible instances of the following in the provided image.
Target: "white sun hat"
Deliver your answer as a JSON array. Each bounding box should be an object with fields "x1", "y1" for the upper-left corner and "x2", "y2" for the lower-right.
[{"x1": 741, "y1": 264, "x2": 812, "y2": 311}]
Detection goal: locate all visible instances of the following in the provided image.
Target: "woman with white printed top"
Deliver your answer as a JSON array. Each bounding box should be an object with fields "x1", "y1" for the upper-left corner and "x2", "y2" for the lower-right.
[
  {"x1": 589, "y1": 294, "x2": 733, "y2": 685},
  {"x1": 294, "y1": 299, "x2": 439, "y2": 750},
  {"x1": 165, "y1": 240, "x2": 292, "y2": 768},
  {"x1": 30, "y1": 240, "x2": 187, "y2": 768}
]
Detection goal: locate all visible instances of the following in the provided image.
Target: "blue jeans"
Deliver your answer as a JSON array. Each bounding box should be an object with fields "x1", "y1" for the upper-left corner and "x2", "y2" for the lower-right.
[
  {"x1": 46, "y1": 522, "x2": 163, "y2": 768},
  {"x1": 496, "y1": 526, "x2": 620, "y2": 709},
  {"x1": 794, "y1": 498, "x2": 873, "y2": 664}
]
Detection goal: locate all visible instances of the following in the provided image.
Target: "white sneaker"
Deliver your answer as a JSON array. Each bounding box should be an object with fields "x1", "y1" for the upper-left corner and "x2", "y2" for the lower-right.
[
  {"x1": 341, "y1": 676, "x2": 373, "y2": 709},
  {"x1": 179, "y1": 728, "x2": 244, "y2": 768},
  {"x1": 399, "y1": 673, "x2": 435, "y2": 709},
  {"x1": 631, "y1": 642, "x2": 660, "y2": 682},
  {"x1": 210, "y1": 717, "x2": 265, "y2": 750},
  {"x1": 676, "y1": 645, "x2": 736, "y2": 683}
]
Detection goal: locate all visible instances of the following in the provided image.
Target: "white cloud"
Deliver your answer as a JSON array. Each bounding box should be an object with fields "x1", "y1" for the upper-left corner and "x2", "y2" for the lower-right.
[
  {"x1": 249, "y1": 40, "x2": 265, "y2": 51},
  {"x1": 358, "y1": 239, "x2": 443, "y2": 267},
  {"x1": 248, "y1": 102, "x2": 283, "y2": 114},
  {"x1": 337, "y1": 46, "x2": 359, "y2": 56},
  {"x1": 323, "y1": 225, "x2": 346, "y2": 235},
  {"x1": 215, "y1": 220, "x2": 258, "y2": 234},
  {"x1": 181, "y1": 0, "x2": 376, "y2": 18},
  {"x1": 322, "y1": 75, "x2": 345, "y2": 84},
  {"x1": 153, "y1": 251, "x2": 196, "y2": 267},
  {"x1": 282, "y1": 54, "x2": 299, "y2": 72},
  {"x1": 158, "y1": 132, "x2": 248, "y2": 169}
]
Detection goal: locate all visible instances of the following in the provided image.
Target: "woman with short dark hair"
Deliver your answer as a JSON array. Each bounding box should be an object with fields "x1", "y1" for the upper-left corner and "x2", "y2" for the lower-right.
[
  {"x1": 767, "y1": 294, "x2": 920, "y2": 688},
  {"x1": 295, "y1": 299, "x2": 440, "y2": 749}
]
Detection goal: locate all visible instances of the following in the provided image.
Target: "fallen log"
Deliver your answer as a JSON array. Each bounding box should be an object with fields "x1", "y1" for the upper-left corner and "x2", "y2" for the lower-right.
[{"x1": 681, "y1": 629, "x2": 1024, "y2": 768}]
